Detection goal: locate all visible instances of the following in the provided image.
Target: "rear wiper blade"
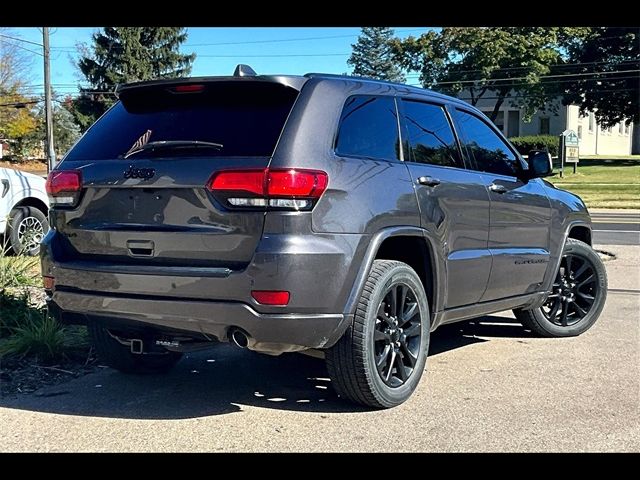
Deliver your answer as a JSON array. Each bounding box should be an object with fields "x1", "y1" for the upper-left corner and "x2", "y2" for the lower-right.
[{"x1": 124, "y1": 140, "x2": 223, "y2": 158}]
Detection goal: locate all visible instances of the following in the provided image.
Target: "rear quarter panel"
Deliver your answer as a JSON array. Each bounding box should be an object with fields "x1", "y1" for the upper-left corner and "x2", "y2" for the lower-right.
[
  {"x1": 265, "y1": 78, "x2": 422, "y2": 317},
  {"x1": 271, "y1": 77, "x2": 421, "y2": 235}
]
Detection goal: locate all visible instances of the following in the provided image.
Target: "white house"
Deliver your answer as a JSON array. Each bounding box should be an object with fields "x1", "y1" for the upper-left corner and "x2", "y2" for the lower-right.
[{"x1": 463, "y1": 95, "x2": 634, "y2": 156}]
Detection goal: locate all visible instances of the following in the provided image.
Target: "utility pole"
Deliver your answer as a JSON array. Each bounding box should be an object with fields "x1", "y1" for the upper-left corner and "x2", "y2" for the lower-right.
[{"x1": 43, "y1": 27, "x2": 55, "y2": 172}]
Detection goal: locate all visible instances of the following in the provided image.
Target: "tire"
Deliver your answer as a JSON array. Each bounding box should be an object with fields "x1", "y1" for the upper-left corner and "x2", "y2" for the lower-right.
[
  {"x1": 7, "y1": 206, "x2": 49, "y2": 256},
  {"x1": 88, "y1": 323, "x2": 183, "y2": 374},
  {"x1": 514, "y1": 238, "x2": 607, "y2": 337},
  {"x1": 326, "y1": 260, "x2": 430, "y2": 409}
]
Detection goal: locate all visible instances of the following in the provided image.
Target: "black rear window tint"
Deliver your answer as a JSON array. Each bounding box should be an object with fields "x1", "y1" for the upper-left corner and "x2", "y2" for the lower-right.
[
  {"x1": 335, "y1": 95, "x2": 400, "y2": 161},
  {"x1": 64, "y1": 82, "x2": 299, "y2": 161}
]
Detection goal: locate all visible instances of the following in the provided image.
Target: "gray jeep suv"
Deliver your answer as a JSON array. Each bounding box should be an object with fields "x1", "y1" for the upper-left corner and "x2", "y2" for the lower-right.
[{"x1": 41, "y1": 66, "x2": 607, "y2": 408}]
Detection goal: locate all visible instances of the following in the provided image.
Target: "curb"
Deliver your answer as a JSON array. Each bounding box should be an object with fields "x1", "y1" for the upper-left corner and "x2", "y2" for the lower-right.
[{"x1": 595, "y1": 249, "x2": 617, "y2": 262}]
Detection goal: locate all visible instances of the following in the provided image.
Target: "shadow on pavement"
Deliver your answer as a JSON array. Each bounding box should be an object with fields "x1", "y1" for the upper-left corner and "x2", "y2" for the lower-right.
[{"x1": 0, "y1": 315, "x2": 530, "y2": 419}]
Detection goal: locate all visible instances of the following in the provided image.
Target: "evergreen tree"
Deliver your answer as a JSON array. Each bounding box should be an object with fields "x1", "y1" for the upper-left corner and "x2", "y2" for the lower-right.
[
  {"x1": 348, "y1": 27, "x2": 405, "y2": 83},
  {"x1": 27, "y1": 98, "x2": 82, "y2": 159},
  {"x1": 73, "y1": 27, "x2": 196, "y2": 130}
]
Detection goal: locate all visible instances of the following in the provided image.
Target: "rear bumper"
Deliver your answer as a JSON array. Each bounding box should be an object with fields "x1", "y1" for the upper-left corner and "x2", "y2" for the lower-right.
[{"x1": 48, "y1": 290, "x2": 348, "y2": 353}]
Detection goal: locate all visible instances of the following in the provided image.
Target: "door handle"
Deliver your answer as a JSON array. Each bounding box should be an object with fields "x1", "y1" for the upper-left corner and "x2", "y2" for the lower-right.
[
  {"x1": 1, "y1": 179, "x2": 9, "y2": 198},
  {"x1": 489, "y1": 183, "x2": 508, "y2": 194},
  {"x1": 417, "y1": 176, "x2": 441, "y2": 187}
]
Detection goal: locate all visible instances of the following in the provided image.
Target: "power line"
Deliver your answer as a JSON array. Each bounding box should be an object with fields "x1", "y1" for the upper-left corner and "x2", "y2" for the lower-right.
[
  {"x1": 432, "y1": 69, "x2": 640, "y2": 85},
  {"x1": 197, "y1": 53, "x2": 350, "y2": 58},
  {"x1": 409, "y1": 75, "x2": 640, "y2": 91},
  {"x1": 14, "y1": 70, "x2": 638, "y2": 92},
  {"x1": 0, "y1": 37, "x2": 43, "y2": 56},
  {"x1": 404, "y1": 59, "x2": 640, "y2": 78},
  {"x1": 48, "y1": 28, "x2": 428, "y2": 51},
  {"x1": 0, "y1": 100, "x2": 40, "y2": 107},
  {"x1": 0, "y1": 33, "x2": 43, "y2": 47},
  {"x1": 16, "y1": 68, "x2": 638, "y2": 90},
  {"x1": 186, "y1": 28, "x2": 427, "y2": 46},
  {"x1": 406, "y1": 87, "x2": 637, "y2": 98}
]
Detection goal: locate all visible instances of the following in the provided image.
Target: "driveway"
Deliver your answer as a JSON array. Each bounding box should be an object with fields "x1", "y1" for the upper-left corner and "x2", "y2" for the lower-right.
[{"x1": 1, "y1": 246, "x2": 638, "y2": 452}]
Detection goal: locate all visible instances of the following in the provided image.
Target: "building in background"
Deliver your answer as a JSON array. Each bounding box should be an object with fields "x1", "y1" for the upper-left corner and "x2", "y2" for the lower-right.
[{"x1": 464, "y1": 95, "x2": 634, "y2": 156}]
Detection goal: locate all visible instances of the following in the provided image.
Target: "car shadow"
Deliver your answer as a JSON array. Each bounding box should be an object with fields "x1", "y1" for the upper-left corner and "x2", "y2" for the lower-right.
[{"x1": 0, "y1": 315, "x2": 532, "y2": 419}]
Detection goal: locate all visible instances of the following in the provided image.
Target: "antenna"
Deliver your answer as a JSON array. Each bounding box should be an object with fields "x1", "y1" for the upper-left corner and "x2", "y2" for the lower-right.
[{"x1": 233, "y1": 64, "x2": 258, "y2": 77}]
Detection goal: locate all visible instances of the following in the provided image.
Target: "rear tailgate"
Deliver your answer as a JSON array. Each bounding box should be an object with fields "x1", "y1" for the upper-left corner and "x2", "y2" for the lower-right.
[{"x1": 53, "y1": 80, "x2": 301, "y2": 269}]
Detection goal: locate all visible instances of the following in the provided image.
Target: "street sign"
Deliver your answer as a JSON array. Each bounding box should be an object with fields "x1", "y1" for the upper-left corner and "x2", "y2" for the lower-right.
[
  {"x1": 566, "y1": 146, "x2": 579, "y2": 163},
  {"x1": 563, "y1": 129, "x2": 580, "y2": 148},
  {"x1": 559, "y1": 129, "x2": 580, "y2": 176}
]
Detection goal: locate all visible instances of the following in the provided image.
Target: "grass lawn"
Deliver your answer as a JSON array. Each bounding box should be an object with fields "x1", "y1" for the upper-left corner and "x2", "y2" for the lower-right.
[{"x1": 548, "y1": 158, "x2": 640, "y2": 209}]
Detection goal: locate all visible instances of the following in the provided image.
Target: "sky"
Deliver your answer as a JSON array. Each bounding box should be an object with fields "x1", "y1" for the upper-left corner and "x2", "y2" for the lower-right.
[{"x1": 6, "y1": 27, "x2": 430, "y2": 98}]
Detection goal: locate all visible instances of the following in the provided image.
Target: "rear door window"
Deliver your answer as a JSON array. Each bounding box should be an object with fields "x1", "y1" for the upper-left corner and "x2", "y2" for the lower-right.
[
  {"x1": 335, "y1": 95, "x2": 401, "y2": 161},
  {"x1": 401, "y1": 99, "x2": 463, "y2": 168},
  {"x1": 64, "y1": 82, "x2": 299, "y2": 161}
]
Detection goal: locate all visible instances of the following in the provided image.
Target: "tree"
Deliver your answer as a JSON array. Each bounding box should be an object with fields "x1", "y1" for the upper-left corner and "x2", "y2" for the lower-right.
[
  {"x1": 393, "y1": 28, "x2": 586, "y2": 122},
  {"x1": 27, "y1": 97, "x2": 81, "y2": 158},
  {"x1": 0, "y1": 27, "x2": 32, "y2": 93},
  {"x1": 348, "y1": 27, "x2": 405, "y2": 83},
  {"x1": 74, "y1": 27, "x2": 196, "y2": 130},
  {"x1": 1, "y1": 28, "x2": 38, "y2": 160},
  {"x1": 559, "y1": 27, "x2": 639, "y2": 127}
]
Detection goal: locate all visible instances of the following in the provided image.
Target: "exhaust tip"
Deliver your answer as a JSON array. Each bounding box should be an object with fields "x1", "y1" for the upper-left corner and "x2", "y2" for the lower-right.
[{"x1": 230, "y1": 329, "x2": 249, "y2": 349}]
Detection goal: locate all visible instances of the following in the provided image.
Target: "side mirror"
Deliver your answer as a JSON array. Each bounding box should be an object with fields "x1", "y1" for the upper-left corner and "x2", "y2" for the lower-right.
[{"x1": 526, "y1": 150, "x2": 553, "y2": 179}]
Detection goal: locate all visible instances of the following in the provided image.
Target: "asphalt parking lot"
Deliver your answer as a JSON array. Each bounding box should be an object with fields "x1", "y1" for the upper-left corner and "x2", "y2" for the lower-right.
[{"x1": 1, "y1": 245, "x2": 638, "y2": 452}]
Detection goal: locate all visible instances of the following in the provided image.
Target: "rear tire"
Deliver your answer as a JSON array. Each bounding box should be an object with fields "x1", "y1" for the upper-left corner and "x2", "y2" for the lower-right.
[
  {"x1": 88, "y1": 323, "x2": 183, "y2": 374},
  {"x1": 514, "y1": 239, "x2": 607, "y2": 337},
  {"x1": 326, "y1": 260, "x2": 430, "y2": 409},
  {"x1": 7, "y1": 206, "x2": 49, "y2": 256}
]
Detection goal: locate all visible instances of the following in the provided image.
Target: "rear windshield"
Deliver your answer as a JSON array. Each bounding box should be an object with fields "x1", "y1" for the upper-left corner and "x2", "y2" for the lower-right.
[{"x1": 64, "y1": 81, "x2": 299, "y2": 161}]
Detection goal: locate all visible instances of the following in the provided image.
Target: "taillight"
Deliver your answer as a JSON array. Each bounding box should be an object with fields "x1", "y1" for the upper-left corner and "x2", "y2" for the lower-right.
[
  {"x1": 208, "y1": 168, "x2": 328, "y2": 210},
  {"x1": 45, "y1": 170, "x2": 82, "y2": 206}
]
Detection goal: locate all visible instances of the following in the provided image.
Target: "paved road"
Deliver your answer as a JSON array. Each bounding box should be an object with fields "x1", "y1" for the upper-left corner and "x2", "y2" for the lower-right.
[
  {"x1": 1, "y1": 247, "x2": 638, "y2": 452},
  {"x1": 591, "y1": 210, "x2": 640, "y2": 246}
]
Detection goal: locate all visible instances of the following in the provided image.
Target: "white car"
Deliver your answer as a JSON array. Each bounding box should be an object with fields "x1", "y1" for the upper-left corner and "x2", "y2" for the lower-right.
[{"x1": 1, "y1": 166, "x2": 50, "y2": 256}]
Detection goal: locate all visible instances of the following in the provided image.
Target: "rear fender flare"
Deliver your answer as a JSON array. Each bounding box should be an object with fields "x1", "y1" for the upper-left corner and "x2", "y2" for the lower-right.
[{"x1": 342, "y1": 226, "x2": 444, "y2": 319}]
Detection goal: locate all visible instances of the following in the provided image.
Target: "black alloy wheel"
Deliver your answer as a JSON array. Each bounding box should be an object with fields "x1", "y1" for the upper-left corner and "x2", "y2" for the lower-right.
[
  {"x1": 326, "y1": 260, "x2": 430, "y2": 408},
  {"x1": 514, "y1": 238, "x2": 607, "y2": 338},
  {"x1": 374, "y1": 283, "x2": 422, "y2": 387},
  {"x1": 542, "y1": 253, "x2": 599, "y2": 327}
]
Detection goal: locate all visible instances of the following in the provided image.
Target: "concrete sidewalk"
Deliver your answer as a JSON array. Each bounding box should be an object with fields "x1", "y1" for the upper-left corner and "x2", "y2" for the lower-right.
[{"x1": 590, "y1": 208, "x2": 640, "y2": 215}]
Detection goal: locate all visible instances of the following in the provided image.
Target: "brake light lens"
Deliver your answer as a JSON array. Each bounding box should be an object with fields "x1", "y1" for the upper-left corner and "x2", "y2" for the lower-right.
[
  {"x1": 210, "y1": 169, "x2": 265, "y2": 196},
  {"x1": 45, "y1": 170, "x2": 82, "y2": 206},
  {"x1": 208, "y1": 168, "x2": 328, "y2": 211},
  {"x1": 268, "y1": 169, "x2": 328, "y2": 197},
  {"x1": 251, "y1": 290, "x2": 290, "y2": 306},
  {"x1": 170, "y1": 84, "x2": 205, "y2": 93}
]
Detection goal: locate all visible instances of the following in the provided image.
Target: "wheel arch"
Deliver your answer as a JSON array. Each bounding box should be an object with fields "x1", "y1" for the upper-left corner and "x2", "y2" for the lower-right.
[
  {"x1": 567, "y1": 224, "x2": 592, "y2": 246},
  {"x1": 540, "y1": 219, "x2": 592, "y2": 296},
  {"x1": 343, "y1": 226, "x2": 444, "y2": 321},
  {"x1": 14, "y1": 196, "x2": 49, "y2": 217}
]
